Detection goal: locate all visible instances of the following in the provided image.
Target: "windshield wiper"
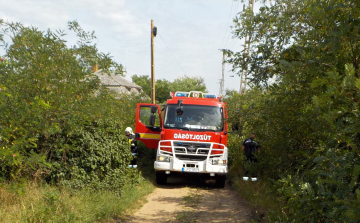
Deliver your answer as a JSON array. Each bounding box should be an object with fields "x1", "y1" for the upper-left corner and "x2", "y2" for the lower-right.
[
  {"x1": 165, "y1": 126, "x2": 218, "y2": 132},
  {"x1": 164, "y1": 126, "x2": 188, "y2": 130},
  {"x1": 196, "y1": 129, "x2": 217, "y2": 132},
  {"x1": 176, "y1": 127, "x2": 190, "y2": 131}
]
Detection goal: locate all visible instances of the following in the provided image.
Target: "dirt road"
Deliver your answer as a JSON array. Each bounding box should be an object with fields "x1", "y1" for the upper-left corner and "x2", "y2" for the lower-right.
[{"x1": 127, "y1": 176, "x2": 253, "y2": 223}]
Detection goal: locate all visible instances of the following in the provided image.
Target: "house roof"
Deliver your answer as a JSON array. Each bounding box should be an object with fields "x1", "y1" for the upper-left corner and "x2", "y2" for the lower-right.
[{"x1": 94, "y1": 70, "x2": 141, "y2": 90}]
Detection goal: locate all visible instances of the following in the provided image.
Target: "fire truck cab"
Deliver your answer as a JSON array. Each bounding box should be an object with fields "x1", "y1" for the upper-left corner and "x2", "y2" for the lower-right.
[{"x1": 135, "y1": 91, "x2": 228, "y2": 188}]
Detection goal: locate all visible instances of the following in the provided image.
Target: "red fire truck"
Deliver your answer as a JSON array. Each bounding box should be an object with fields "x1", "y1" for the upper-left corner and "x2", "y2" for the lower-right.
[{"x1": 135, "y1": 91, "x2": 228, "y2": 187}]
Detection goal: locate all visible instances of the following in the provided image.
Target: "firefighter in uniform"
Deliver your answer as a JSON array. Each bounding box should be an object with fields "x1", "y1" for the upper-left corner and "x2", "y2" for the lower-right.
[
  {"x1": 242, "y1": 133, "x2": 261, "y2": 181},
  {"x1": 125, "y1": 127, "x2": 138, "y2": 168}
]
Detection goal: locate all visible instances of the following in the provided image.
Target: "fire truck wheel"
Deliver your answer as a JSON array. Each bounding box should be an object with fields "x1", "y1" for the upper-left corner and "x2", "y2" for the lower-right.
[
  {"x1": 156, "y1": 171, "x2": 167, "y2": 185},
  {"x1": 215, "y1": 177, "x2": 226, "y2": 188}
]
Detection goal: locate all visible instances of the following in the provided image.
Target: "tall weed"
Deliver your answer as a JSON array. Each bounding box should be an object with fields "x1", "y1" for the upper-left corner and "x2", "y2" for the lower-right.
[{"x1": 0, "y1": 180, "x2": 154, "y2": 222}]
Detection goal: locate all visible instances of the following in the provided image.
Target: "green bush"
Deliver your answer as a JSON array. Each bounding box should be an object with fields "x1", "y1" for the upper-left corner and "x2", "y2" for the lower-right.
[
  {"x1": 46, "y1": 119, "x2": 142, "y2": 193},
  {"x1": 0, "y1": 20, "x2": 147, "y2": 192},
  {"x1": 227, "y1": 133, "x2": 245, "y2": 167},
  {"x1": 276, "y1": 149, "x2": 360, "y2": 222},
  {"x1": 225, "y1": 1, "x2": 360, "y2": 220},
  {"x1": 226, "y1": 82, "x2": 360, "y2": 221}
]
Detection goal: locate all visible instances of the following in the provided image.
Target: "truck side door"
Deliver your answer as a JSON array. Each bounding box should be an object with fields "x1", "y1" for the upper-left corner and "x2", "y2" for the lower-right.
[{"x1": 135, "y1": 103, "x2": 162, "y2": 149}]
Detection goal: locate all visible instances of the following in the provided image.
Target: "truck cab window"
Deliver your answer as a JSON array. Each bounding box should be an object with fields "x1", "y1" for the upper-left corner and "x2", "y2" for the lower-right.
[
  {"x1": 139, "y1": 106, "x2": 160, "y2": 127},
  {"x1": 164, "y1": 104, "x2": 223, "y2": 131}
]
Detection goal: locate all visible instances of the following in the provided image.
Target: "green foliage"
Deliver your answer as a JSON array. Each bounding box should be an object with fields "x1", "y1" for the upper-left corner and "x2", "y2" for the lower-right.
[
  {"x1": 277, "y1": 149, "x2": 360, "y2": 222},
  {"x1": 132, "y1": 74, "x2": 207, "y2": 103},
  {"x1": 131, "y1": 75, "x2": 151, "y2": 96},
  {"x1": 131, "y1": 75, "x2": 172, "y2": 103},
  {"x1": 171, "y1": 75, "x2": 207, "y2": 93},
  {"x1": 226, "y1": 0, "x2": 360, "y2": 221},
  {"x1": 227, "y1": 81, "x2": 360, "y2": 221},
  {"x1": 46, "y1": 119, "x2": 141, "y2": 194},
  {"x1": 227, "y1": 133, "x2": 245, "y2": 167},
  {"x1": 0, "y1": 21, "x2": 145, "y2": 192},
  {"x1": 0, "y1": 180, "x2": 155, "y2": 223},
  {"x1": 154, "y1": 78, "x2": 172, "y2": 103}
]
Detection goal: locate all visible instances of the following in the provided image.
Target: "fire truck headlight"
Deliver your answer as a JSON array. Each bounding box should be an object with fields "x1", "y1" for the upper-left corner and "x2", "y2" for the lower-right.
[
  {"x1": 157, "y1": 156, "x2": 170, "y2": 162},
  {"x1": 212, "y1": 159, "x2": 226, "y2": 165}
]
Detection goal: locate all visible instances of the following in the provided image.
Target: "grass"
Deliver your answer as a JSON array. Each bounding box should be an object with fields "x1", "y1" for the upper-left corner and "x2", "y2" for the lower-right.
[
  {"x1": 228, "y1": 164, "x2": 287, "y2": 222},
  {"x1": 0, "y1": 179, "x2": 155, "y2": 223},
  {"x1": 0, "y1": 146, "x2": 157, "y2": 222},
  {"x1": 175, "y1": 211, "x2": 197, "y2": 223},
  {"x1": 183, "y1": 190, "x2": 202, "y2": 208},
  {"x1": 175, "y1": 189, "x2": 203, "y2": 223}
]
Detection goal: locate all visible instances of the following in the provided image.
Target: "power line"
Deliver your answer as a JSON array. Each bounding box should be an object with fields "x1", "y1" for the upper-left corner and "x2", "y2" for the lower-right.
[
  {"x1": 220, "y1": 0, "x2": 234, "y2": 49},
  {"x1": 158, "y1": 32, "x2": 188, "y2": 76},
  {"x1": 228, "y1": 29, "x2": 244, "y2": 50},
  {"x1": 234, "y1": 0, "x2": 241, "y2": 15},
  {"x1": 226, "y1": 0, "x2": 242, "y2": 49},
  {"x1": 224, "y1": 0, "x2": 241, "y2": 49},
  {"x1": 239, "y1": 0, "x2": 255, "y2": 94}
]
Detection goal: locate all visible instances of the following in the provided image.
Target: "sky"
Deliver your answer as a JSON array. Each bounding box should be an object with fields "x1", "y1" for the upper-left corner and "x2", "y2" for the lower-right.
[{"x1": 0, "y1": 0, "x2": 258, "y2": 94}]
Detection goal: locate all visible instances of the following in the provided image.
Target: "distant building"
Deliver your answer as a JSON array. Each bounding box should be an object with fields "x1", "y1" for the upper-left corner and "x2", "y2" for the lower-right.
[{"x1": 94, "y1": 70, "x2": 142, "y2": 96}]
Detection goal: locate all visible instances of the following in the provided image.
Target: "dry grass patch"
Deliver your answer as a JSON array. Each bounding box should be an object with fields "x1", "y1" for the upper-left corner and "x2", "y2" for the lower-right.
[{"x1": 0, "y1": 180, "x2": 155, "y2": 223}]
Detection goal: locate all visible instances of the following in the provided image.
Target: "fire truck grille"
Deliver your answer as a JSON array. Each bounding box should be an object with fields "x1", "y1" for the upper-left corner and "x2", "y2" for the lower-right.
[
  {"x1": 173, "y1": 141, "x2": 211, "y2": 155},
  {"x1": 175, "y1": 155, "x2": 207, "y2": 161}
]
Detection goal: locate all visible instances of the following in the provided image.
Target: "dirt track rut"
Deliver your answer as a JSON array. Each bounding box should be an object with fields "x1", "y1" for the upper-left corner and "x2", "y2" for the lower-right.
[{"x1": 127, "y1": 176, "x2": 252, "y2": 223}]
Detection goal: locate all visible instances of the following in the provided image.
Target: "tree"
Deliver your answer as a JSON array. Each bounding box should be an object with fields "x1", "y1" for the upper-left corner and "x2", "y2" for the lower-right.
[
  {"x1": 131, "y1": 74, "x2": 151, "y2": 96},
  {"x1": 226, "y1": 0, "x2": 360, "y2": 221},
  {"x1": 171, "y1": 75, "x2": 207, "y2": 93},
  {"x1": 132, "y1": 75, "x2": 208, "y2": 103},
  {"x1": 154, "y1": 79, "x2": 172, "y2": 103},
  {"x1": 131, "y1": 75, "x2": 170, "y2": 102},
  {"x1": 0, "y1": 20, "x2": 146, "y2": 191}
]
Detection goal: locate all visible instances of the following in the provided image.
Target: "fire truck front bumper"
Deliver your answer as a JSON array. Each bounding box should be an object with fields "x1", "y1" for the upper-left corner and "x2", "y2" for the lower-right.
[
  {"x1": 154, "y1": 158, "x2": 227, "y2": 175},
  {"x1": 154, "y1": 140, "x2": 228, "y2": 177}
]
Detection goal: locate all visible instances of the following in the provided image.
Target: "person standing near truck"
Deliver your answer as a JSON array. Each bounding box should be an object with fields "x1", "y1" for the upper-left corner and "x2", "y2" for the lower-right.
[
  {"x1": 242, "y1": 133, "x2": 261, "y2": 181},
  {"x1": 125, "y1": 127, "x2": 138, "y2": 168}
]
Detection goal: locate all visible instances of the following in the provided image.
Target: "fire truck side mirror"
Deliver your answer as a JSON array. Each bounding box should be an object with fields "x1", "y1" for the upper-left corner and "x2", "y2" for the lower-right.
[
  {"x1": 151, "y1": 106, "x2": 157, "y2": 114},
  {"x1": 149, "y1": 114, "x2": 156, "y2": 126}
]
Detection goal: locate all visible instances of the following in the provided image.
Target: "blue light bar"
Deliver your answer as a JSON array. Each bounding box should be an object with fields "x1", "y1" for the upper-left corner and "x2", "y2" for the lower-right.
[
  {"x1": 205, "y1": 94, "x2": 216, "y2": 98},
  {"x1": 175, "y1": 93, "x2": 187, "y2": 97}
]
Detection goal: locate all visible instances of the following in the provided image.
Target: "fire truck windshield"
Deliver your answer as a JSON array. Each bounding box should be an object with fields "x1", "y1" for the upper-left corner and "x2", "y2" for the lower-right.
[{"x1": 163, "y1": 104, "x2": 224, "y2": 132}]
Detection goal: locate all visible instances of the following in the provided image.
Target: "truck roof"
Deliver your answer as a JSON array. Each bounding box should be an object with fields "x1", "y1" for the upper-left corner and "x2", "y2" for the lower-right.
[
  {"x1": 167, "y1": 91, "x2": 224, "y2": 106},
  {"x1": 166, "y1": 97, "x2": 223, "y2": 106}
]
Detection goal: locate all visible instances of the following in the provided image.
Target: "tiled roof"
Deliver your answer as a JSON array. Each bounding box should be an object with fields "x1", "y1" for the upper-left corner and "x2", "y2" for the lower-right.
[{"x1": 94, "y1": 70, "x2": 141, "y2": 89}]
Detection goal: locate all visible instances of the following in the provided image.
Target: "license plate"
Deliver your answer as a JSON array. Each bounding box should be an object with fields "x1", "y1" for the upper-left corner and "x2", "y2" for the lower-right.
[{"x1": 182, "y1": 167, "x2": 199, "y2": 172}]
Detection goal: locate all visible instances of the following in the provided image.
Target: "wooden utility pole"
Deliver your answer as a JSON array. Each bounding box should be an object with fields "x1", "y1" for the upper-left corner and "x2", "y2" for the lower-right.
[
  {"x1": 151, "y1": 20, "x2": 157, "y2": 104},
  {"x1": 239, "y1": 0, "x2": 254, "y2": 94}
]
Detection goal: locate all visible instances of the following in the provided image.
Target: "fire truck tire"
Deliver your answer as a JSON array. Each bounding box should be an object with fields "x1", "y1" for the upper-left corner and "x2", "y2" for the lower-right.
[
  {"x1": 215, "y1": 177, "x2": 226, "y2": 188},
  {"x1": 156, "y1": 172, "x2": 167, "y2": 185}
]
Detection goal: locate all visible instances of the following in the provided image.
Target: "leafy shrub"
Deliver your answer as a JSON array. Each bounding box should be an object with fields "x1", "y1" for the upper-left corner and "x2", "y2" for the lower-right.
[
  {"x1": 0, "y1": 21, "x2": 147, "y2": 192},
  {"x1": 225, "y1": 0, "x2": 360, "y2": 221},
  {"x1": 226, "y1": 75, "x2": 360, "y2": 221},
  {"x1": 46, "y1": 119, "x2": 143, "y2": 193},
  {"x1": 276, "y1": 149, "x2": 360, "y2": 222},
  {"x1": 227, "y1": 133, "x2": 245, "y2": 167}
]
